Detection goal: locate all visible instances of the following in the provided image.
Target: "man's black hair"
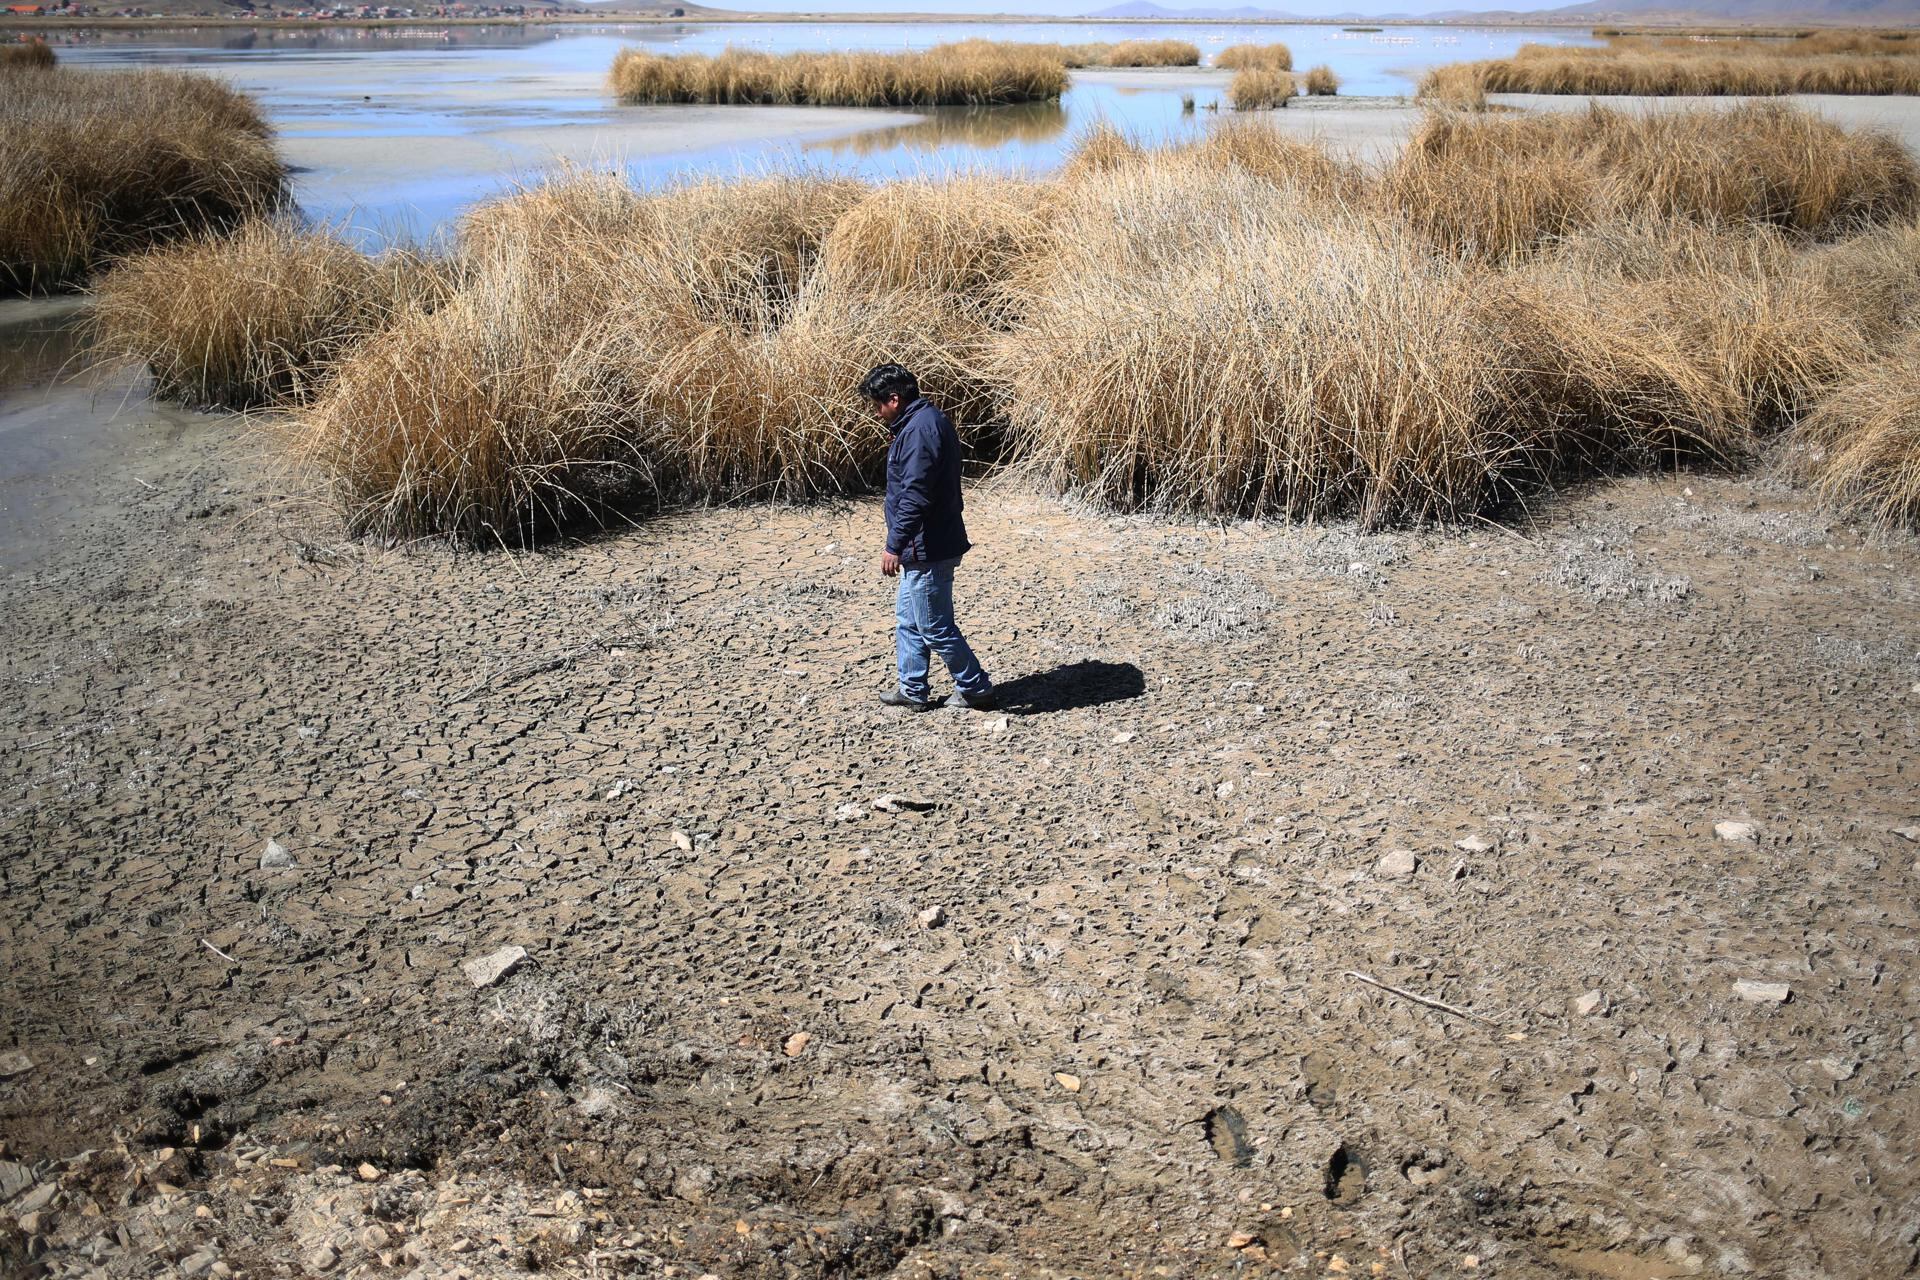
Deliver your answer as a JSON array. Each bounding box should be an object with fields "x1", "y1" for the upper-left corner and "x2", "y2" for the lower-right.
[{"x1": 858, "y1": 363, "x2": 918, "y2": 405}]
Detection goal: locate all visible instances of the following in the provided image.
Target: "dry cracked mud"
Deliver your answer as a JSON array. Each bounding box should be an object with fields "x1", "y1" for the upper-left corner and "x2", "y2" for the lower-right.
[{"x1": 1, "y1": 404, "x2": 1917, "y2": 1280}]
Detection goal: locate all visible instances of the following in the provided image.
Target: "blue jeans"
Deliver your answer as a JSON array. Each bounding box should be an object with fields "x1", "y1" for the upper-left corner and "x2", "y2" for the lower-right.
[{"x1": 895, "y1": 557, "x2": 991, "y2": 702}]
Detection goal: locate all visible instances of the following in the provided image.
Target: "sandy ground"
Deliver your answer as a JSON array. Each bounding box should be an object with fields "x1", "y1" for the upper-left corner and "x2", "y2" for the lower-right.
[{"x1": 1, "y1": 350, "x2": 1918, "y2": 1279}]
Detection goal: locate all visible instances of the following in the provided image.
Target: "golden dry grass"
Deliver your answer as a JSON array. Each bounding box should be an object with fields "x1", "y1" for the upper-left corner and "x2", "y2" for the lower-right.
[
  {"x1": 1305, "y1": 65, "x2": 1340, "y2": 96},
  {"x1": 1215, "y1": 43, "x2": 1293, "y2": 72},
  {"x1": 91, "y1": 220, "x2": 454, "y2": 409},
  {"x1": 1415, "y1": 63, "x2": 1488, "y2": 111},
  {"x1": 1381, "y1": 101, "x2": 1920, "y2": 263},
  {"x1": 1794, "y1": 332, "x2": 1920, "y2": 528},
  {"x1": 1101, "y1": 39, "x2": 1201, "y2": 68},
  {"x1": 608, "y1": 40, "x2": 1067, "y2": 107},
  {"x1": 1449, "y1": 32, "x2": 1920, "y2": 96},
  {"x1": 0, "y1": 65, "x2": 285, "y2": 292},
  {"x1": 82, "y1": 97, "x2": 1911, "y2": 542},
  {"x1": 1229, "y1": 68, "x2": 1297, "y2": 110},
  {"x1": 1, "y1": 40, "x2": 55, "y2": 69}
]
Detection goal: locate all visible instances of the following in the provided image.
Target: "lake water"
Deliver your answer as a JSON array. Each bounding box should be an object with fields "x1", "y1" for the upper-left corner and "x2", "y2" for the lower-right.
[{"x1": 44, "y1": 21, "x2": 1603, "y2": 241}]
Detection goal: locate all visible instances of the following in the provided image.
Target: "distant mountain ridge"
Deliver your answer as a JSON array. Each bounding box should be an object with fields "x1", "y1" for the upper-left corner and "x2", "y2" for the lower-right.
[{"x1": 1084, "y1": 0, "x2": 1919, "y2": 22}]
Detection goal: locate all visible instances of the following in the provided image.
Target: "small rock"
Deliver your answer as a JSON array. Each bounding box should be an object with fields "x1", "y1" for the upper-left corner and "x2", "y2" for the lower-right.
[
  {"x1": 356, "y1": 1163, "x2": 380, "y2": 1182},
  {"x1": 670, "y1": 830, "x2": 693, "y2": 853},
  {"x1": 0, "y1": 1050, "x2": 31, "y2": 1078},
  {"x1": 1376, "y1": 849, "x2": 1418, "y2": 879},
  {"x1": 983, "y1": 715, "x2": 1008, "y2": 734},
  {"x1": 1449, "y1": 859, "x2": 1469, "y2": 881},
  {"x1": 460, "y1": 944, "x2": 527, "y2": 989},
  {"x1": 18, "y1": 1210, "x2": 42, "y2": 1235},
  {"x1": 1817, "y1": 1057, "x2": 1857, "y2": 1082},
  {"x1": 0, "y1": 1161, "x2": 30, "y2": 1199},
  {"x1": 1893, "y1": 825, "x2": 1920, "y2": 842},
  {"x1": 1111, "y1": 731, "x2": 1136, "y2": 744},
  {"x1": 604, "y1": 779, "x2": 634, "y2": 801},
  {"x1": 1733, "y1": 980, "x2": 1790, "y2": 1004},
  {"x1": 1714, "y1": 820, "x2": 1758, "y2": 842},
  {"x1": 15, "y1": 1183, "x2": 58, "y2": 1214},
  {"x1": 832, "y1": 803, "x2": 864, "y2": 822},
  {"x1": 361, "y1": 1224, "x2": 390, "y2": 1250},
  {"x1": 1227, "y1": 1229, "x2": 1259, "y2": 1249},
  {"x1": 1572, "y1": 989, "x2": 1606, "y2": 1017},
  {"x1": 1053, "y1": 1072, "x2": 1081, "y2": 1093},
  {"x1": 1328, "y1": 1257, "x2": 1350, "y2": 1274},
  {"x1": 783, "y1": 1032, "x2": 811, "y2": 1058},
  {"x1": 259, "y1": 839, "x2": 296, "y2": 870},
  {"x1": 307, "y1": 1243, "x2": 340, "y2": 1273},
  {"x1": 916, "y1": 905, "x2": 946, "y2": 929},
  {"x1": 178, "y1": 1249, "x2": 219, "y2": 1278},
  {"x1": 1454, "y1": 834, "x2": 1493, "y2": 853},
  {"x1": 1215, "y1": 781, "x2": 1235, "y2": 799}
]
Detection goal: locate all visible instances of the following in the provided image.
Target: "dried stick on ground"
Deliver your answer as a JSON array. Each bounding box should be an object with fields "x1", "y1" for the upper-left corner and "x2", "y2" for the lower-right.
[{"x1": 1347, "y1": 970, "x2": 1503, "y2": 1026}]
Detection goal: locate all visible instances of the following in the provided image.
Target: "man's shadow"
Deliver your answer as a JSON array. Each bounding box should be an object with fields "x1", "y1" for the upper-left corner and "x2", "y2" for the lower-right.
[{"x1": 988, "y1": 660, "x2": 1146, "y2": 716}]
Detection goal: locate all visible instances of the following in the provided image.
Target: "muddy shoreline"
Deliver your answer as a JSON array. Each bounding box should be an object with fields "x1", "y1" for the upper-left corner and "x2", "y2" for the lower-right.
[{"x1": 1, "y1": 380, "x2": 1916, "y2": 1277}]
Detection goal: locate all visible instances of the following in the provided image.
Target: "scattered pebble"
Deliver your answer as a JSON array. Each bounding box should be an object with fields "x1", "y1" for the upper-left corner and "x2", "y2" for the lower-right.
[
  {"x1": 916, "y1": 905, "x2": 946, "y2": 929},
  {"x1": 1733, "y1": 980, "x2": 1790, "y2": 1004},
  {"x1": 356, "y1": 1162, "x2": 381, "y2": 1182},
  {"x1": 1455, "y1": 835, "x2": 1493, "y2": 854},
  {"x1": 460, "y1": 944, "x2": 527, "y2": 989},
  {"x1": 1818, "y1": 1057, "x2": 1857, "y2": 1082},
  {"x1": 832, "y1": 803, "x2": 863, "y2": 822},
  {"x1": 0, "y1": 1050, "x2": 31, "y2": 1078},
  {"x1": 983, "y1": 715, "x2": 1008, "y2": 734},
  {"x1": 306, "y1": 1242, "x2": 339, "y2": 1274},
  {"x1": 1449, "y1": 860, "x2": 1469, "y2": 881},
  {"x1": 1053, "y1": 1072, "x2": 1081, "y2": 1093},
  {"x1": 670, "y1": 830, "x2": 693, "y2": 853},
  {"x1": 1893, "y1": 825, "x2": 1919, "y2": 842},
  {"x1": 1572, "y1": 989, "x2": 1607, "y2": 1017},
  {"x1": 258, "y1": 838, "x2": 295, "y2": 870},
  {"x1": 1228, "y1": 1229, "x2": 1258, "y2": 1249},
  {"x1": 1376, "y1": 849, "x2": 1418, "y2": 878},
  {"x1": 783, "y1": 1032, "x2": 811, "y2": 1058},
  {"x1": 1111, "y1": 731, "x2": 1136, "y2": 744},
  {"x1": 1714, "y1": 821, "x2": 1758, "y2": 842},
  {"x1": 1215, "y1": 781, "x2": 1235, "y2": 800}
]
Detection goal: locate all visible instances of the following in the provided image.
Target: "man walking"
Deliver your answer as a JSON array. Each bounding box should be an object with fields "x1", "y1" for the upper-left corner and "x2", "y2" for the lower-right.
[{"x1": 861, "y1": 363, "x2": 996, "y2": 712}]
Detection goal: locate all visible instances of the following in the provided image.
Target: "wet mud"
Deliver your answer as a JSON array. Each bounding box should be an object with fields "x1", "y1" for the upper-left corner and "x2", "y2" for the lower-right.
[{"x1": 1, "y1": 414, "x2": 1917, "y2": 1278}]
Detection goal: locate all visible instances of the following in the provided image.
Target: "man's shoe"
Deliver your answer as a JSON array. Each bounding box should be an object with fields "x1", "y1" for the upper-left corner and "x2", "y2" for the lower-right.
[
  {"x1": 879, "y1": 689, "x2": 935, "y2": 711},
  {"x1": 952, "y1": 689, "x2": 999, "y2": 712}
]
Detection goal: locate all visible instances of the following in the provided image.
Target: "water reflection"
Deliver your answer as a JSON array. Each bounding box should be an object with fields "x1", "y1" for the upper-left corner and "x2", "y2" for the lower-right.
[
  {"x1": 0, "y1": 302, "x2": 87, "y2": 400},
  {"x1": 807, "y1": 101, "x2": 1068, "y2": 157}
]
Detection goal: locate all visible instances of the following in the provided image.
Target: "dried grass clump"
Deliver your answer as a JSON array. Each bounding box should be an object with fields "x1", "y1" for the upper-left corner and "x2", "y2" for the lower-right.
[
  {"x1": 819, "y1": 174, "x2": 1051, "y2": 304},
  {"x1": 1179, "y1": 116, "x2": 1359, "y2": 202},
  {"x1": 1229, "y1": 68, "x2": 1298, "y2": 110},
  {"x1": 1794, "y1": 217, "x2": 1920, "y2": 349},
  {"x1": 1215, "y1": 43, "x2": 1293, "y2": 72},
  {"x1": 1, "y1": 40, "x2": 55, "y2": 69},
  {"x1": 92, "y1": 220, "x2": 453, "y2": 410},
  {"x1": 996, "y1": 158, "x2": 1522, "y2": 526},
  {"x1": 1382, "y1": 101, "x2": 1920, "y2": 263},
  {"x1": 608, "y1": 40, "x2": 1067, "y2": 107},
  {"x1": 1102, "y1": 39, "x2": 1201, "y2": 68},
  {"x1": 1305, "y1": 64, "x2": 1340, "y2": 95},
  {"x1": 0, "y1": 66, "x2": 285, "y2": 292},
  {"x1": 1415, "y1": 63, "x2": 1488, "y2": 111},
  {"x1": 1465, "y1": 33, "x2": 1920, "y2": 96},
  {"x1": 1794, "y1": 333, "x2": 1920, "y2": 529},
  {"x1": 1059, "y1": 121, "x2": 1149, "y2": 181}
]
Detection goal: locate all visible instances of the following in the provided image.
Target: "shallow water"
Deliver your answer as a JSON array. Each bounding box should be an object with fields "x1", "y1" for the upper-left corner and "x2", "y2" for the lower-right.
[{"x1": 42, "y1": 20, "x2": 1603, "y2": 243}]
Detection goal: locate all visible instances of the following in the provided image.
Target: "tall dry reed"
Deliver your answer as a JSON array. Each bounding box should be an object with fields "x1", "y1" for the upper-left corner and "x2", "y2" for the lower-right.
[
  {"x1": 92, "y1": 220, "x2": 453, "y2": 409},
  {"x1": 994, "y1": 158, "x2": 1525, "y2": 526},
  {"x1": 1101, "y1": 39, "x2": 1201, "y2": 68},
  {"x1": 608, "y1": 40, "x2": 1067, "y2": 107},
  {"x1": 1793, "y1": 333, "x2": 1920, "y2": 529},
  {"x1": 1229, "y1": 68, "x2": 1297, "y2": 110},
  {"x1": 1, "y1": 40, "x2": 55, "y2": 69},
  {"x1": 1, "y1": 65, "x2": 285, "y2": 291},
  {"x1": 1215, "y1": 43, "x2": 1293, "y2": 72},
  {"x1": 1450, "y1": 32, "x2": 1920, "y2": 96},
  {"x1": 1381, "y1": 101, "x2": 1920, "y2": 263},
  {"x1": 1415, "y1": 63, "x2": 1488, "y2": 111},
  {"x1": 1305, "y1": 65, "x2": 1340, "y2": 95}
]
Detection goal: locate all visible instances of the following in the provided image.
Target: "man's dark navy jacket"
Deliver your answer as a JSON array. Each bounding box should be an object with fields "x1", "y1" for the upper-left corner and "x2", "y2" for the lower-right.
[{"x1": 883, "y1": 397, "x2": 971, "y2": 566}]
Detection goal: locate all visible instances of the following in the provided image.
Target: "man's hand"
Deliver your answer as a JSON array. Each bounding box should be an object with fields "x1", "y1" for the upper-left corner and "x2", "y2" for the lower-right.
[{"x1": 880, "y1": 550, "x2": 901, "y2": 577}]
